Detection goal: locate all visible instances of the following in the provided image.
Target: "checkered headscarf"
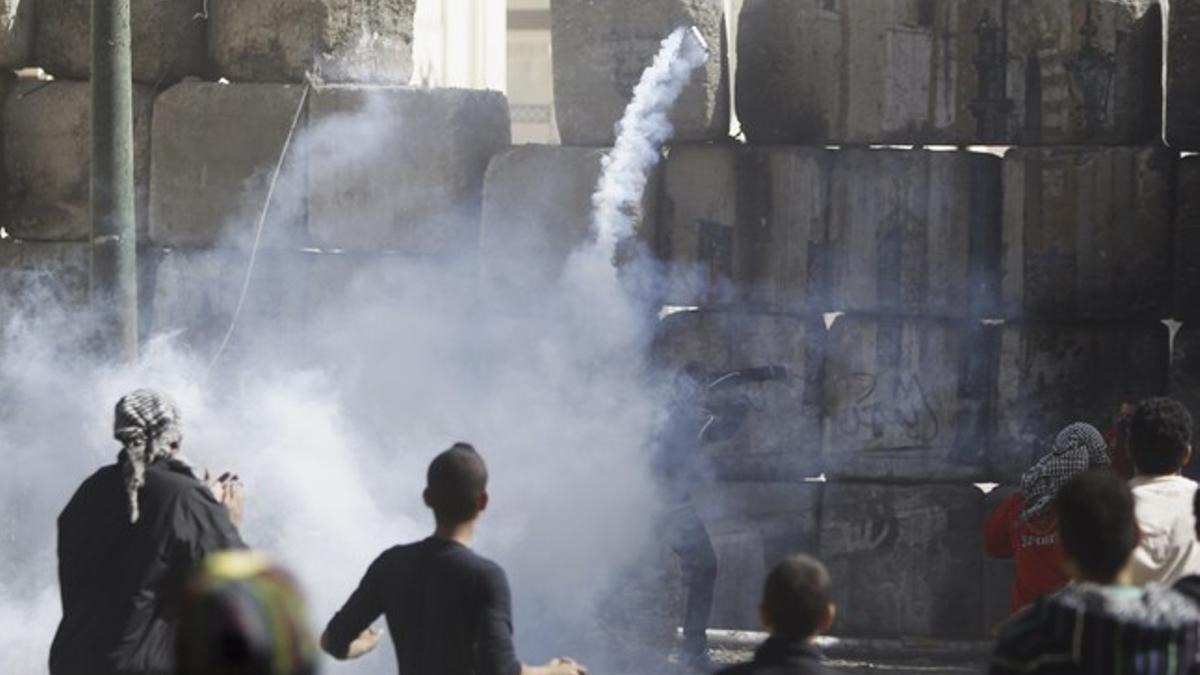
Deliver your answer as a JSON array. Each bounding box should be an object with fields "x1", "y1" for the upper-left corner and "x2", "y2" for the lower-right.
[
  {"x1": 1021, "y1": 422, "x2": 1109, "y2": 521},
  {"x1": 114, "y1": 389, "x2": 183, "y2": 523}
]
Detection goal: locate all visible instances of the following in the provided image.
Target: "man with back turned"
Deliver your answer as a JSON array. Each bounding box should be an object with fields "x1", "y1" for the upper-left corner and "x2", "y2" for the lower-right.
[{"x1": 322, "y1": 442, "x2": 587, "y2": 675}]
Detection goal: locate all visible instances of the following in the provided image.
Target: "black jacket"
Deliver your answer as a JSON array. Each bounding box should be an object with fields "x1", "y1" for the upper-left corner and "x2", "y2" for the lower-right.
[
  {"x1": 715, "y1": 637, "x2": 834, "y2": 675},
  {"x1": 49, "y1": 457, "x2": 245, "y2": 675}
]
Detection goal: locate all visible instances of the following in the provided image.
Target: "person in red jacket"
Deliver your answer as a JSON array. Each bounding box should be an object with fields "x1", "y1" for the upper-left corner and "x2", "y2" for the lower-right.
[{"x1": 985, "y1": 423, "x2": 1110, "y2": 615}]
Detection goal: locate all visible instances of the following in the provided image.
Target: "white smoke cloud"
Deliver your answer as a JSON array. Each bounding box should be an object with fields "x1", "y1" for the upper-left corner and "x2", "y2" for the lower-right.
[{"x1": 0, "y1": 26, "x2": 710, "y2": 675}]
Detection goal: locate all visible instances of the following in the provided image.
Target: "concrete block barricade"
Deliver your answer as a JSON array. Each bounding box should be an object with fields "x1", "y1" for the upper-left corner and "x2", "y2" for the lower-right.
[
  {"x1": 736, "y1": 0, "x2": 1161, "y2": 146},
  {"x1": 657, "y1": 144, "x2": 831, "y2": 312},
  {"x1": 694, "y1": 482, "x2": 820, "y2": 629},
  {"x1": 990, "y1": 321, "x2": 1169, "y2": 481},
  {"x1": 150, "y1": 81, "x2": 309, "y2": 248},
  {"x1": 35, "y1": 0, "x2": 208, "y2": 83},
  {"x1": 148, "y1": 247, "x2": 317, "y2": 353},
  {"x1": 822, "y1": 315, "x2": 989, "y2": 482},
  {"x1": 1175, "y1": 156, "x2": 1200, "y2": 321},
  {"x1": 0, "y1": 239, "x2": 90, "y2": 312},
  {"x1": 550, "y1": 0, "x2": 729, "y2": 146},
  {"x1": 652, "y1": 309, "x2": 824, "y2": 481},
  {"x1": 306, "y1": 85, "x2": 510, "y2": 254},
  {"x1": 3, "y1": 80, "x2": 154, "y2": 241},
  {"x1": 1168, "y1": 0, "x2": 1200, "y2": 149},
  {"x1": 827, "y1": 149, "x2": 1001, "y2": 318},
  {"x1": 479, "y1": 144, "x2": 659, "y2": 290},
  {"x1": 818, "y1": 483, "x2": 984, "y2": 639},
  {"x1": 0, "y1": 0, "x2": 31, "y2": 68},
  {"x1": 1001, "y1": 147, "x2": 1172, "y2": 320},
  {"x1": 208, "y1": 0, "x2": 416, "y2": 83}
]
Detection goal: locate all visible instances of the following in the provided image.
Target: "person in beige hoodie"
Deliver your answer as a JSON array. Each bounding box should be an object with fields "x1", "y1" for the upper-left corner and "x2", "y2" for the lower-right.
[{"x1": 1128, "y1": 397, "x2": 1200, "y2": 586}]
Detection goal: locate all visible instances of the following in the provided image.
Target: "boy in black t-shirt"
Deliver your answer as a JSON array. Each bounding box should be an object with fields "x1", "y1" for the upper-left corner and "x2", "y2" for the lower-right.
[{"x1": 322, "y1": 443, "x2": 586, "y2": 675}]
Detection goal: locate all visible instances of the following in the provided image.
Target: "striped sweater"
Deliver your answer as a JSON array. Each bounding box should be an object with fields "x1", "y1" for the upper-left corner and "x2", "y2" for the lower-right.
[{"x1": 991, "y1": 582, "x2": 1200, "y2": 674}]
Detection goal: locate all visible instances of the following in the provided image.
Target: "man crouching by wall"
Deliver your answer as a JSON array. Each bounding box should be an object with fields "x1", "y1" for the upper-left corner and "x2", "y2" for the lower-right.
[
  {"x1": 321, "y1": 442, "x2": 588, "y2": 675},
  {"x1": 49, "y1": 389, "x2": 246, "y2": 675}
]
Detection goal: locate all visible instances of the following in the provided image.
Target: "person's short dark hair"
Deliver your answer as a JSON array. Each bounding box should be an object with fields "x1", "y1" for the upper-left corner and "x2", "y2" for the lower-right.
[
  {"x1": 761, "y1": 555, "x2": 832, "y2": 640},
  {"x1": 1056, "y1": 470, "x2": 1138, "y2": 582},
  {"x1": 1129, "y1": 397, "x2": 1194, "y2": 476},
  {"x1": 426, "y1": 443, "x2": 488, "y2": 524}
]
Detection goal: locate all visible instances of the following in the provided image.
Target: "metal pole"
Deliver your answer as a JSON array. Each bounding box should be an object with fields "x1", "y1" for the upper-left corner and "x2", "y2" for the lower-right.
[{"x1": 91, "y1": 0, "x2": 138, "y2": 363}]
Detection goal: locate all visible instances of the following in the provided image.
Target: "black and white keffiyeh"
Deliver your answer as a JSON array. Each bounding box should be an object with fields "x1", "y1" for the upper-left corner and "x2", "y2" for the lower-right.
[
  {"x1": 1020, "y1": 422, "x2": 1109, "y2": 521},
  {"x1": 114, "y1": 389, "x2": 183, "y2": 523}
]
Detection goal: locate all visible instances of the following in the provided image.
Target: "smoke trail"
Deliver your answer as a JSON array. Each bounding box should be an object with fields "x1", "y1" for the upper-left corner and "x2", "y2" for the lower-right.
[{"x1": 589, "y1": 27, "x2": 709, "y2": 256}]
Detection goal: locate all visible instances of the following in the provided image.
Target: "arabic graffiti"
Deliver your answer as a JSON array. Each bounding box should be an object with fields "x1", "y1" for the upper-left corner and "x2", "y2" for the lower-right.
[{"x1": 834, "y1": 371, "x2": 940, "y2": 444}]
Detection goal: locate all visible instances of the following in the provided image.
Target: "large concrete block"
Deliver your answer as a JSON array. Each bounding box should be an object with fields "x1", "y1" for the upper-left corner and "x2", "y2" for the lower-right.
[
  {"x1": 148, "y1": 248, "x2": 316, "y2": 351},
  {"x1": 208, "y1": 0, "x2": 415, "y2": 83},
  {"x1": 150, "y1": 82, "x2": 309, "y2": 248},
  {"x1": 819, "y1": 483, "x2": 984, "y2": 638},
  {"x1": 652, "y1": 310, "x2": 824, "y2": 480},
  {"x1": 306, "y1": 86, "x2": 510, "y2": 253},
  {"x1": 1168, "y1": 0, "x2": 1200, "y2": 149},
  {"x1": 737, "y1": 0, "x2": 1161, "y2": 145},
  {"x1": 695, "y1": 482, "x2": 821, "y2": 629},
  {"x1": 657, "y1": 144, "x2": 830, "y2": 312},
  {"x1": 823, "y1": 316, "x2": 990, "y2": 481},
  {"x1": 0, "y1": 1, "x2": 32, "y2": 68},
  {"x1": 1175, "y1": 157, "x2": 1200, "y2": 321},
  {"x1": 1001, "y1": 147, "x2": 1172, "y2": 320},
  {"x1": 550, "y1": 0, "x2": 729, "y2": 146},
  {"x1": 480, "y1": 145, "x2": 658, "y2": 289},
  {"x1": 991, "y1": 321, "x2": 1168, "y2": 480},
  {"x1": 3, "y1": 80, "x2": 154, "y2": 241},
  {"x1": 35, "y1": 0, "x2": 208, "y2": 83},
  {"x1": 0, "y1": 239, "x2": 89, "y2": 312},
  {"x1": 828, "y1": 149, "x2": 1001, "y2": 318}
]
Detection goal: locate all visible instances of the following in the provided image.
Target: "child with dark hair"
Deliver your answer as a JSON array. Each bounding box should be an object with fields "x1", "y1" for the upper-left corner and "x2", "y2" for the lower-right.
[
  {"x1": 715, "y1": 555, "x2": 835, "y2": 675},
  {"x1": 321, "y1": 443, "x2": 587, "y2": 675},
  {"x1": 1128, "y1": 397, "x2": 1200, "y2": 585},
  {"x1": 991, "y1": 471, "x2": 1200, "y2": 674}
]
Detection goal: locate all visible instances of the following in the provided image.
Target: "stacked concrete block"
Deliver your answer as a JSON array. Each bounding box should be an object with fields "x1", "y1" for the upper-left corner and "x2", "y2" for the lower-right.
[
  {"x1": 658, "y1": 144, "x2": 830, "y2": 311},
  {"x1": 208, "y1": 0, "x2": 416, "y2": 83},
  {"x1": 306, "y1": 86, "x2": 510, "y2": 254},
  {"x1": 737, "y1": 0, "x2": 1161, "y2": 145},
  {"x1": 35, "y1": 0, "x2": 208, "y2": 83},
  {"x1": 695, "y1": 482, "x2": 820, "y2": 628},
  {"x1": 653, "y1": 309, "x2": 824, "y2": 481},
  {"x1": 1001, "y1": 147, "x2": 1172, "y2": 320},
  {"x1": 0, "y1": 239, "x2": 90, "y2": 312},
  {"x1": 3, "y1": 80, "x2": 155, "y2": 241},
  {"x1": 819, "y1": 483, "x2": 984, "y2": 638},
  {"x1": 550, "y1": 0, "x2": 729, "y2": 146},
  {"x1": 823, "y1": 316, "x2": 990, "y2": 481},
  {"x1": 0, "y1": 0, "x2": 31, "y2": 68},
  {"x1": 1176, "y1": 156, "x2": 1200, "y2": 321},
  {"x1": 990, "y1": 321, "x2": 1168, "y2": 480},
  {"x1": 480, "y1": 145, "x2": 659, "y2": 290},
  {"x1": 828, "y1": 149, "x2": 1001, "y2": 318},
  {"x1": 150, "y1": 82, "x2": 310, "y2": 249},
  {"x1": 148, "y1": 248, "x2": 317, "y2": 352},
  {"x1": 1168, "y1": 0, "x2": 1200, "y2": 149}
]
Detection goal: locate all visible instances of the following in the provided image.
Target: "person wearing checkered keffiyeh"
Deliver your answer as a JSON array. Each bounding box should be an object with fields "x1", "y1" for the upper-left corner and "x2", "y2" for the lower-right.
[
  {"x1": 985, "y1": 423, "x2": 1110, "y2": 615},
  {"x1": 115, "y1": 389, "x2": 185, "y2": 523},
  {"x1": 50, "y1": 389, "x2": 245, "y2": 675},
  {"x1": 1020, "y1": 423, "x2": 1110, "y2": 521}
]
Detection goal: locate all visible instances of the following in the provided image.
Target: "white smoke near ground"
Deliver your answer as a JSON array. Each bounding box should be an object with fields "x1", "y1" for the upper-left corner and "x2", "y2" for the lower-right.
[{"x1": 0, "y1": 27, "x2": 709, "y2": 675}]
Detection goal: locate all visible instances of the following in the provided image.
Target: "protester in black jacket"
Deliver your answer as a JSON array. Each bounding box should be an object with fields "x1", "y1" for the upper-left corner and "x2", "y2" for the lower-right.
[
  {"x1": 49, "y1": 389, "x2": 245, "y2": 675},
  {"x1": 715, "y1": 554, "x2": 836, "y2": 675}
]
